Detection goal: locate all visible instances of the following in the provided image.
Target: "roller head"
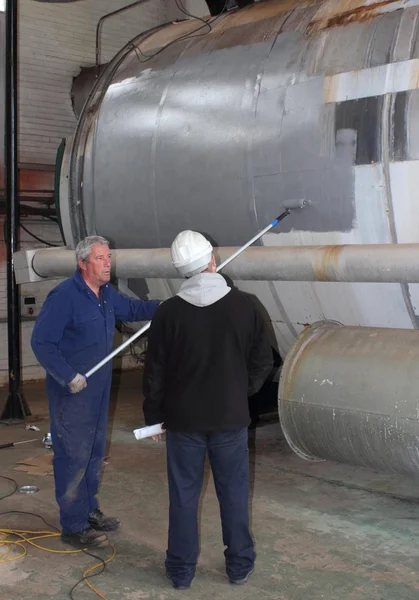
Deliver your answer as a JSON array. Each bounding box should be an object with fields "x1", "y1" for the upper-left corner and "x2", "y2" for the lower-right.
[{"x1": 283, "y1": 198, "x2": 309, "y2": 210}]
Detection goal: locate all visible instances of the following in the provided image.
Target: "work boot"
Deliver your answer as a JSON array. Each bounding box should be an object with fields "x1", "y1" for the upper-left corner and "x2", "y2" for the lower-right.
[
  {"x1": 61, "y1": 527, "x2": 108, "y2": 548},
  {"x1": 166, "y1": 572, "x2": 191, "y2": 590},
  {"x1": 229, "y1": 568, "x2": 254, "y2": 585},
  {"x1": 88, "y1": 508, "x2": 120, "y2": 532}
]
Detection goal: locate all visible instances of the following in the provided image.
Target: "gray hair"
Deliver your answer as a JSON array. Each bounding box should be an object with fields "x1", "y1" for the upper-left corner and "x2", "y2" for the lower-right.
[{"x1": 75, "y1": 235, "x2": 109, "y2": 264}]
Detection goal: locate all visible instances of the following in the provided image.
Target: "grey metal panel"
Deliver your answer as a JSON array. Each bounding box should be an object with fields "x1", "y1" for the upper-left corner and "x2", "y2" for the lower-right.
[
  {"x1": 308, "y1": 23, "x2": 374, "y2": 76},
  {"x1": 394, "y1": 6, "x2": 419, "y2": 62},
  {"x1": 366, "y1": 10, "x2": 402, "y2": 67},
  {"x1": 284, "y1": 77, "x2": 324, "y2": 111},
  {"x1": 279, "y1": 321, "x2": 419, "y2": 476},
  {"x1": 335, "y1": 97, "x2": 383, "y2": 165},
  {"x1": 254, "y1": 165, "x2": 355, "y2": 233},
  {"x1": 92, "y1": 73, "x2": 171, "y2": 248},
  {"x1": 391, "y1": 91, "x2": 408, "y2": 161},
  {"x1": 250, "y1": 86, "x2": 286, "y2": 178},
  {"x1": 150, "y1": 42, "x2": 273, "y2": 247},
  {"x1": 279, "y1": 105, "x2": 334, "y2": 173},
  {"x1": 406, "y1": 89, "x2": 419, "y2": 159}
]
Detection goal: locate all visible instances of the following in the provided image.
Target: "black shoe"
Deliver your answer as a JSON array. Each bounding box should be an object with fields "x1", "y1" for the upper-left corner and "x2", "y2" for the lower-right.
[
  {"x1": 61, "y1": 527, "x2": 109, "y2": 548},
  {"x1": 166, "y1": 572, "x2": 191, "y2": 589},
  {"x1": 88, "y1": 509, "x2": 120, "y2": 532},
  {"x1": 229, "y1": 568, "x2": 254, "y2": 585}
]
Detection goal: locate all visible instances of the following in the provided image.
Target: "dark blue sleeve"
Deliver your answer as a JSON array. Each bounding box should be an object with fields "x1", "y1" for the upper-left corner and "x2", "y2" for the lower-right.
[
  {"x1": 109, "y1": 286, "x2": 160, "y2": 322},
  {"x1": 31, "y1": 288, "x2": 78, "y2": 387}
]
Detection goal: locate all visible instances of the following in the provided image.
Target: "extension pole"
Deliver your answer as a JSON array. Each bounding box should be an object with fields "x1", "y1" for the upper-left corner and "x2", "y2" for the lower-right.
[{"x1": 85, "y1": 204, "x2": 304, "y2": 379}]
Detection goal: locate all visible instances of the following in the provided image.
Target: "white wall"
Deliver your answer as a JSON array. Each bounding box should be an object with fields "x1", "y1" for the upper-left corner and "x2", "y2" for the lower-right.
[
  {"x1": 0, "y1": 0, "x2": 168, "y2": 387},
  {"x1": 19, "y1": 0, "x2": 167, "y2": 165}
]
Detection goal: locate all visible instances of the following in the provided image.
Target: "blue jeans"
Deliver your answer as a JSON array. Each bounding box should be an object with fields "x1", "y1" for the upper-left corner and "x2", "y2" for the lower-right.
[{"x1": 165, "y1": 428, "x2": 255, "y2": 586}]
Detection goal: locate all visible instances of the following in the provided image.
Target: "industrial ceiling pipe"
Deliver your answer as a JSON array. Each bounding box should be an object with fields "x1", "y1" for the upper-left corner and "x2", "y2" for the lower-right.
[{"x1": 13, "y1": 243, "x2": 419, "y2": 284}]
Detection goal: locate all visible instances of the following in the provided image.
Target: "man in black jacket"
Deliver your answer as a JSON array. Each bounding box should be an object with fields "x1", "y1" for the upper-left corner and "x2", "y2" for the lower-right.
[{"x1": 142, "y1": 230, "x2": 273, "y2": 590}]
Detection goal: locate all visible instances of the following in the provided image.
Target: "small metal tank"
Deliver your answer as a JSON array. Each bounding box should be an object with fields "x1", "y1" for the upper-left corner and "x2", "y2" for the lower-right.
[{"x1": 278, "y1": 321, "x2": 419, "y2": 476}]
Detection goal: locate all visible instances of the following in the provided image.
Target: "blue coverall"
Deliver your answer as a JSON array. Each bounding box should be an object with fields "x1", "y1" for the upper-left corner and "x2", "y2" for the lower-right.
[{"x1": 31, "y1": 269, "x2": 159, "y2": 534}]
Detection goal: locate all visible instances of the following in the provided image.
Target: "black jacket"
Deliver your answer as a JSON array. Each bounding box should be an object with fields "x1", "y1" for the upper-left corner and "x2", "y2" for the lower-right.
[{"x1": 142, "y1": 276, "x2": 273, "y2": 432}]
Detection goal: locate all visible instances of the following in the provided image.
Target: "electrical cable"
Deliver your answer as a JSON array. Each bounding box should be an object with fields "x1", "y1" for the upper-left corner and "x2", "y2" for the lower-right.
[
  {"x1": 174, "y1": 0, "x2": 212, "y2": 31},
  {"x1": 19, "y1": 222, "x2": 61, "y2": 247},
  {"x1": 0, "y1": 475, "x2": 18, "y2": 500},
  {"x1": 132, "y1": 0, "x2": 230, "y2": 64},
  {"x1": 0, "y1": 475, "x2": 116, "y2": 599}
]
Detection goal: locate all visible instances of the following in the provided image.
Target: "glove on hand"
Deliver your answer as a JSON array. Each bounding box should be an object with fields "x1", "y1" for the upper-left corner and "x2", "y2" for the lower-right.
[{"x1": 69, "y1": 373, "x2": 87, "y2": 394}]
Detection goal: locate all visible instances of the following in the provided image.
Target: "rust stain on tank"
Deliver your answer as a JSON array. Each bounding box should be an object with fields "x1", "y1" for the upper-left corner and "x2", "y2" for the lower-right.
[
  {"x1": 141, "y1": 0, "x2": 316, "y2": 55},
  {"x1": 138, "y1": 0, "x2": 405, "y2": 59},
  {"x1": 307, "y1": 0, "x2": 401, "y2": 34},
  {"x1": 312, "y1": 245, "x2": 345, "y2": 282}
]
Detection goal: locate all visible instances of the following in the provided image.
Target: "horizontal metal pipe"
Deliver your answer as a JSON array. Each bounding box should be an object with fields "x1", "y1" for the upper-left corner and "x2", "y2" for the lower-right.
[{"x1": 27, "y1": 243, "x2": 419, "y2": 283}]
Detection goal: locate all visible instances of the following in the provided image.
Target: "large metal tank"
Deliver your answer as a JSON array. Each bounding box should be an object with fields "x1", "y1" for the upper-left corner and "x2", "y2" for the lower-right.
[
  {"x1": 61, "y1": 0, "x2": 419, "y2": 359},
  {"x1": 279, "y1": 321, "x2": 419, "y2": 476}
]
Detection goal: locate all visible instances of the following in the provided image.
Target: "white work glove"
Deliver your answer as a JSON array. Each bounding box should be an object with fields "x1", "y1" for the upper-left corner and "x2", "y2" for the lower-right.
[{"x1": 68, "y1": 373, "x2": 87, "y2": 394}]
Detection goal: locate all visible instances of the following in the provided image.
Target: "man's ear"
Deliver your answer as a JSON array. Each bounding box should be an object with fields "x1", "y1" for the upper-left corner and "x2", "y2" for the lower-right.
[{"x1": 78, "y1": 259, "x2": 87, "y2": 272}]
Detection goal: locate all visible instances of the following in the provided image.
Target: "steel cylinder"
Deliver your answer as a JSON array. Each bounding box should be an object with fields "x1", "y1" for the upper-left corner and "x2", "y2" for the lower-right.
[
  {"x1": 279, "y1": 321, "x2": 419, "y2": 476},
  {"x1": 61, "y1": 0, "x2": 419, "y2": 358}
]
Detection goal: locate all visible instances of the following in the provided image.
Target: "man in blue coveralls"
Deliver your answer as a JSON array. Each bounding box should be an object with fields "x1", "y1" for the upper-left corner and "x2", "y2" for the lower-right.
[{"x1": 31, "y1": 235, "x2": 160, "y2": 548}]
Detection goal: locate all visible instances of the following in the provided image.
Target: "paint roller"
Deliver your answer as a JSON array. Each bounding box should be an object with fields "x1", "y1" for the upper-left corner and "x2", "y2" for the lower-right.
[{"x1": 85, "y1": 198, "x2": 309, "y2": 395}]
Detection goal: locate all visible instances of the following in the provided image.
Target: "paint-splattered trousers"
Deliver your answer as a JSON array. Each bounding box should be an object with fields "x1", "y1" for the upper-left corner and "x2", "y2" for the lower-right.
[{"x1": 48, "y1": 375, "x2": 111, "y2": 534}]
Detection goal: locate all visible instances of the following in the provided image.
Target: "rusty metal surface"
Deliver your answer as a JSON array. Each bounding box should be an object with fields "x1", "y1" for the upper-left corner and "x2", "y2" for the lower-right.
[
  {"x1": 135, "y1": 0, "x2": 404, "y2": 52},
  {"x1": 307, "y1": 0, "x2": 402, "y2": 34},
  {"x1": 279, "y1": 321, "x2": 419, "y2": 475}
]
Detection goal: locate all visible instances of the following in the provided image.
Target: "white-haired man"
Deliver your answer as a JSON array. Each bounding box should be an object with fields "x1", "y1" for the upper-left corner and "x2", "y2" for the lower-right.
[
  {"x1": 143, "y1": 230, "x2": 273, "y2": 589},
  {"x1": 32, "y1": 236, "x2": 160, "y2": 548}
]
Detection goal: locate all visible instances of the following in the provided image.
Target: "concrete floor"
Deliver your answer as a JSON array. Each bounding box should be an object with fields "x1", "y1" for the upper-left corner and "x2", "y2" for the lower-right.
[{"x1": 1, "y1": 370, "x2": 419, "y2": 600}]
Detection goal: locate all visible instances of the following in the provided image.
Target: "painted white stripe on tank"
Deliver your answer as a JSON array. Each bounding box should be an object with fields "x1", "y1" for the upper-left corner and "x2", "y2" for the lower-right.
[{"x1": 324, "y1": 59, "x2": 419, "y2": 104}]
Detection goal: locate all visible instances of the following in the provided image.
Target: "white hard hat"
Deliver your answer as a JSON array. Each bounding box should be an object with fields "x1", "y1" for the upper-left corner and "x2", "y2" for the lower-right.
[{"x1": 171, "y1": 230, "x2": 213, "y2": 277}]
